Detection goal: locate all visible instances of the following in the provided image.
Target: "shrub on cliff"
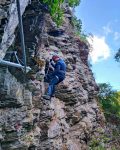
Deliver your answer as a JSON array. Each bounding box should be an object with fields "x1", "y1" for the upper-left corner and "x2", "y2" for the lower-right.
[
  {"x1": 115, "y1": 48, "x2": 120, "y2": 63},
  {"x1": 98, "y1": 83, "x2": 120, "y2": 122},
  {"x1": 41, "y1": 0, "x2": 81, "y2": 26}
]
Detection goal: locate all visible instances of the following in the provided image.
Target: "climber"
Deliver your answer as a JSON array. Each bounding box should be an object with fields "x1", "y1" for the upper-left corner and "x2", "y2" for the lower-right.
[{"x1": 42, "y1": 55, "x2": 66, "y2": 100}]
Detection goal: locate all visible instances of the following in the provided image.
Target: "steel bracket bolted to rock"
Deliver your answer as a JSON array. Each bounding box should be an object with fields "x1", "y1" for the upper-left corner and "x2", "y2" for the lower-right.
[{"x1": 0, "y1": 59, "x2": 31, "y2": 73}]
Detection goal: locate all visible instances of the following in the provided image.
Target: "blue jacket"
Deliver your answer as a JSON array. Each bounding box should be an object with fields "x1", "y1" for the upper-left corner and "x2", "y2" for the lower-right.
[{"x1": 51, "y1": 59, "x2": 66, "y2": 79}]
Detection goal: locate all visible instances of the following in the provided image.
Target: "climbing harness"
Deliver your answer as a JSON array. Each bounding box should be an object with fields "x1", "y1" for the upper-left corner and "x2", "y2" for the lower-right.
[
  {"x1": 44, "y1": 60, "x2": 50, "y2": 82},
  {"x1": 44, "y1": 59, "x2": 55, "y2": 82}
]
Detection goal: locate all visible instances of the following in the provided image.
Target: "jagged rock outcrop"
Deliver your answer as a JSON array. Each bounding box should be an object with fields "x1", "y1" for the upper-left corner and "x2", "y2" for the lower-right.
[
  {"x1": 0, "y1": 0, "x2": 29, "y2": 59},
  {"x1": 0, "y1": 1, "x2": 105, "y2": 150}
]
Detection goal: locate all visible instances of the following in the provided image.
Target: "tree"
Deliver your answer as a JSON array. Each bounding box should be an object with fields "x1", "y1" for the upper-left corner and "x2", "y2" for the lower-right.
[
  {"x1": 115, "y1": 48, "x2": 120, "y2": 62},
  {"x1": 98, "y1": 83, "x2": 120, "y2": 119},
  {"x1": 98, "y1": 83, "x2": 114, "y2": 98}
]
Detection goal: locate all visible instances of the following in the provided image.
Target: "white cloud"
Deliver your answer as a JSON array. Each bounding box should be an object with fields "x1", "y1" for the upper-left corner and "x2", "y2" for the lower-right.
[
  {"x1": 114, "y1": 32, "x2": 120, "y2": 41},
  {"x1": 103, "y1": 23, "x2": 112, "y2": 35},
  {"x1": 102, "y1": 22, "x2": 120, "y2": 41},
  {"x1": 87, "y1": 35, "x2": 111, "y2": 63}
]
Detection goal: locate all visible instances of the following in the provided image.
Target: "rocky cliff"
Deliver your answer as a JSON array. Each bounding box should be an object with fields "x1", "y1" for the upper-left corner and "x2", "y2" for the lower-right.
[{"x1": 0, "y1": 1, "x2": 105, "y2": 150}]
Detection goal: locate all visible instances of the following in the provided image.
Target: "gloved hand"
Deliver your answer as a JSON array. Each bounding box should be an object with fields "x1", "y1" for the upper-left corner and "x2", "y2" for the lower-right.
[
  {"x1": 50, "y1": 59, "x2": 55, "y2": 67},
  {"x1": 44, "y1": 74, "x2": 49, "y2": 83}
]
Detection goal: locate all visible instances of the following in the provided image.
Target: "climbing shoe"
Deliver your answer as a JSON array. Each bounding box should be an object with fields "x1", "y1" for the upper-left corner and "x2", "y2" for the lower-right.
[{"x1": 42, "y1": 95, "x2": 51, "y2": 100}]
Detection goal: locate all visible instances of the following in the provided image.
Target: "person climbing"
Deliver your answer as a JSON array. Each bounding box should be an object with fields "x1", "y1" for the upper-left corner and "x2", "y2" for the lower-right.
[{"x1": 42, "y1": 55, "x2": 66, "y2": 100}]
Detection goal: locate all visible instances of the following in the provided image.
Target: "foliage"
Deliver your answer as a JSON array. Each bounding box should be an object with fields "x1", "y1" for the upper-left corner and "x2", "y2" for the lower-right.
[
  {"x1": 98, "y1": 83, "x2": 114, "y2": 98},
  {"x1": 96, "y1": 83, "x2": 120, "y2": 149},
  {"x1": 89, "y1": 134, "x2": 110, "y2": 150},
  {"x1": 72, "y1": 16, "x2": 82, "y2": 34},
  {"x1": 79, "y1": 33, "x2": 88, "y2": 43},
  {"x1": 68, "y1": 0, "x2": 81, "y2": 7},
  {"x1": 89, "y1": 126, "x2": 120, "y2": 149},
  {"x1": 115, "y1": 48, "x2": 120, "y2": 62},
  {"x1": 98, "y1": 83, "x2": 120, "y2": 120},
  {"x1": 71, "y1": 16, "x2": 88, "y2": 43},
  {"x1": 41, "y1": 0, "x2": 64, "y2": 26},
  {"x1": 41, "y1": 0, "x2": 81, "y2": 26}
]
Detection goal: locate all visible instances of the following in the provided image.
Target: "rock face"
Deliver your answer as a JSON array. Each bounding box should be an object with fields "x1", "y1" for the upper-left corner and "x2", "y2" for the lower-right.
[
  {"x1": 0, "y1": 0, "x2": 105, "y2": 150},
  {"x1": 0, "y1": 0, "x2": 29, "y2": 59}
]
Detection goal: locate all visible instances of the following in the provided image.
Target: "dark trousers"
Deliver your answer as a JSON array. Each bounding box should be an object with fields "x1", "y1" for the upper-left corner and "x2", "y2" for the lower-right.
[{"x1": 47, "y1": 75, "x2": 64, "y2": 96}]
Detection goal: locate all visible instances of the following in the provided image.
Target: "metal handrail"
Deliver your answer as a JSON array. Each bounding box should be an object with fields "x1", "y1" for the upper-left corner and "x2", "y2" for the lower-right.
[{"x1": 16, "y1": 0, "x2": 27, "y2": 74}]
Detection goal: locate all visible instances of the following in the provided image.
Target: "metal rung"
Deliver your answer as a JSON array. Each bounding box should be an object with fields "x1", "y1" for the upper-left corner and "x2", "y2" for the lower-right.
[{"x1": 0, "y1": 59, "x2": 31, "y2": 73}]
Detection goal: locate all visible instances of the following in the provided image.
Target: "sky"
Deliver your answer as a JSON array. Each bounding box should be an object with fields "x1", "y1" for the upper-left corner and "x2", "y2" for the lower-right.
[{"x1": 75, "y1": 0, "x2": 120, "y2": 90}]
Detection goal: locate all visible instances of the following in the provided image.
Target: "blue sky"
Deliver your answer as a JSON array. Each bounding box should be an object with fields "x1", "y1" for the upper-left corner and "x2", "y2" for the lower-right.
[{"x1": 75, "y1": 0, "x2": 120, "y2": 90}]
